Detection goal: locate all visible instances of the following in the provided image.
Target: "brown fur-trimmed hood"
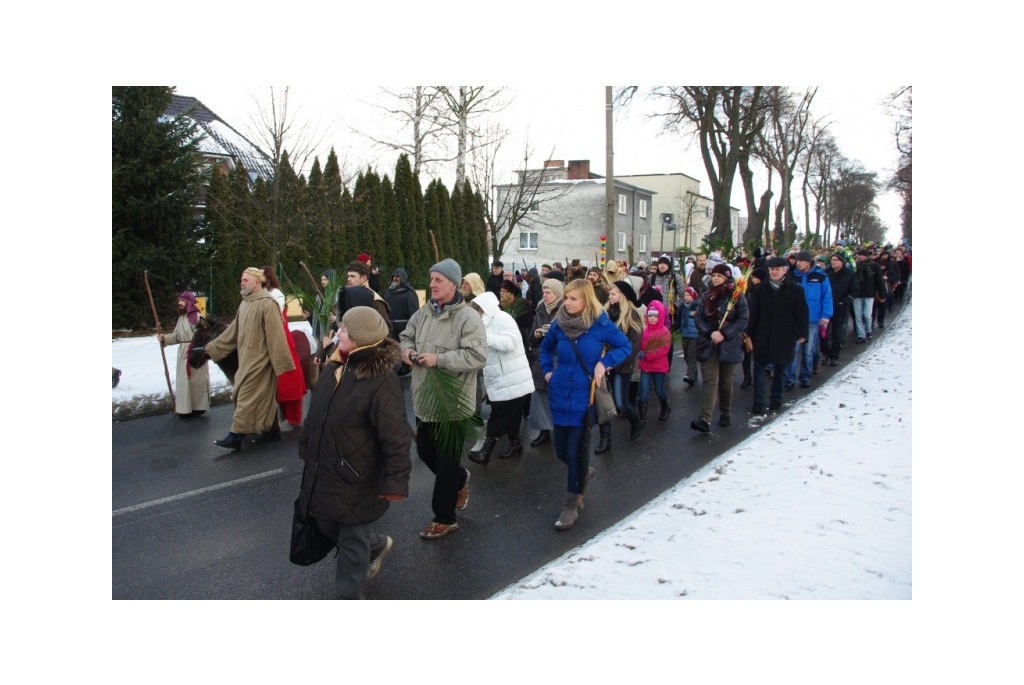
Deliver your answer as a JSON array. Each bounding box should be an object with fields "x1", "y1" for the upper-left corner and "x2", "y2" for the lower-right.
[{"x1": 346, "y1": 337, "x2": 402, "y2": 380}]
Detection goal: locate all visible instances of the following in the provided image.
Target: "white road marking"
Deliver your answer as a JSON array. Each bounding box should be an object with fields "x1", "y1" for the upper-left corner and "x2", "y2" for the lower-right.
[{"x1": 113, "y1": 468, "x2": 287, "y2": 516}]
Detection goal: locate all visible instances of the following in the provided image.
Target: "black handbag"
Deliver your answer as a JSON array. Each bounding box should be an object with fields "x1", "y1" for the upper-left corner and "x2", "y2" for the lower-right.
[
  {"x1": 696, "y1": 334, "x2": 713, "y2": 362},
  {"x1": 289, "y1": 463, "x2": 336, "y2": 566}
]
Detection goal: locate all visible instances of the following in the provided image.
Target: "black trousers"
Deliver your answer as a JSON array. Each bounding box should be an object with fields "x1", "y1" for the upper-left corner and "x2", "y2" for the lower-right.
[
  {"x1": 416, "y1": 420, "x2": 469, "y2": 526},
  {"x1": 486, "y1": 395, "x2": 527, "y2": 442}
]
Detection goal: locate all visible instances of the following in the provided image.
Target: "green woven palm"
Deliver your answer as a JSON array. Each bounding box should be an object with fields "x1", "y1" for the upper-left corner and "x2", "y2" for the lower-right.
[{"x1": 418, "y1": 366, "x2": 483, "y2": 459}]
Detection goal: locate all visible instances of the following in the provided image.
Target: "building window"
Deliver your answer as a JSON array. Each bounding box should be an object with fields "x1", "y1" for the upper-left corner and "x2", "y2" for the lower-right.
[
  {"x1": 639, "y1": 235, "x2": 647, "y2": 253},
  {"x1": 522, "y1": 200, "x2": 540, "y2": 213},
  {"x1": 616, "y1": 232, "x2": 627, "y2": 252},
  {"x1": 639, "y1": 199, "x2": 648, "y2": 218},
  {"x1": 618, "y1": 194, "x2": 627, "y2": 214},
  {"x1": 519, "y1": 231, "x2": 539, "y2": 250}
]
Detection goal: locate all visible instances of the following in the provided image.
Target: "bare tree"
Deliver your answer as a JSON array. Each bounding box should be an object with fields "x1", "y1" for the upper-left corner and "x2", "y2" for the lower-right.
[
  {"x1": 798, "y1": 120, "x2": 834, "y2": 245},
  {"x1": 350, "y1": 86, "x2": 448, "y2": 178},
  {"x1": 887, "y1": 86, "x2": 912, "y2": 241},
  {"x1": 435, "y1": 86, "x2": 509, "y2": 186},
  {"x1": 756, "y1": 87, "x2": 817, "y2": 247},
  {"x1": 620, "y1": 86, "x2": 767, "y2": 247},
  {"x1": 473, "y1": 137, "x2": 575, "y2": 261},
  {"x1": 804, "y1": 131, "x2": 840, "y2": 246},
  {"x1": 244, "y1": 86, "x2": 328, "y2": 269}
]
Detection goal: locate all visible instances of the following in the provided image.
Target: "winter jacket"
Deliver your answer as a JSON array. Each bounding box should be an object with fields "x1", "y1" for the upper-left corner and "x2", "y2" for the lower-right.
[
  {"x1": 678, "y1": 299, "x2": 699, "y2": 339},
  {"x1": 298, "y1": 338, "x2": 411, "y2": 525},
  {"x1": 746, "y1": 280, "x2": 809, "y2": 367},
  {"x1": 788, "y1": 266, "x2": 834, "y2": 323},
  {"x1": 694, "y1": 286, "x2": 750, "y2": 364},
  {"x1": 473, "y1": 292, "x2": 535, "y2": 402},
  {"x1": 649, "y1": 269, "x2": 686, "y2": 313},
  {"x1": 605, "y1": 303, "x2": 642, "y2": 376},
  {"x1": 638, "y1": 300, "x2": 672, "y2": 374},
  {"x1": 382, "y1": 268, "x2": 420, "y2": 341},
  {"x1": 827, "y1": 265, "x2": 857, "y2": 317},
  {"x1": 539, "y1": 310, "x2": 631, "y2": 427},
  {"x1": 399, "y1": 292, "x2": 488, "y2": 422},
  {"x1": 529, "y1": 298, "x2": 560, "y2": 391},
  {"x1": 854, "y1": 259, "x2": 884, "y2": 300}
]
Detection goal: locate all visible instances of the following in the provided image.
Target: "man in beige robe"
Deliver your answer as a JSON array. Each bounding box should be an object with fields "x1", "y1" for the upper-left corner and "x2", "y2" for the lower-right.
[
  {"x1": 204, "y1": 268, "x2": 295, "y2": 450},
  {"x1": 158, "y1": 291, "x2": 210, "y2": 417}
]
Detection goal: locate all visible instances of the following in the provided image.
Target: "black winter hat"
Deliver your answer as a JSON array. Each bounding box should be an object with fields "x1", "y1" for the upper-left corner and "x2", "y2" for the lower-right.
[
  {"x1": 613, "y1": 280, "x2": 641, "y2": 306},
  {"x1": 795, "y1": 250, "x2": 813, "y2": 263},
  {"x1": 766, "y1": 256, "x2": 789, "y2": 268}
]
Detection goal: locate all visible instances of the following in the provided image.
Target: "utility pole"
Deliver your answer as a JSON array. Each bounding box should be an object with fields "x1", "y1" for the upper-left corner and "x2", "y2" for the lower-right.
[{"x1": 605, "y1": 86, "x2": 614, "y2": 257}]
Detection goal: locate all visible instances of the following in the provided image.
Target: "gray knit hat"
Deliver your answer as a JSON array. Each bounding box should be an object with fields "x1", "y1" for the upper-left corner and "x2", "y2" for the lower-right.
[
  {"x1": 341, "y1": 306, "x2": 389, "y2": 347},
  {"x1": 542, "y1": 279, "x2": 565, "y2": 298},
  {"x1": 430, "y1": 258, "x2": 462, "y2": 286}
]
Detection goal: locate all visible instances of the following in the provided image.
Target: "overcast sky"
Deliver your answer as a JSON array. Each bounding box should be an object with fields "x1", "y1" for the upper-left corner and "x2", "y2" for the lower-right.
[{"x1": 176, "y1": 85, "x2": 905, "y2": 243}]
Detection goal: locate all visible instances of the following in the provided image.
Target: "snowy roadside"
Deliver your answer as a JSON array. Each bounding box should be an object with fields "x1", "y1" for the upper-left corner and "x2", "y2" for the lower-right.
[
  {"x1": 111, "y1": 320, "x2": 313, "y2": 421},
  {"x1": 492, "y1": 303, "x2": 912, "y2": 600}
]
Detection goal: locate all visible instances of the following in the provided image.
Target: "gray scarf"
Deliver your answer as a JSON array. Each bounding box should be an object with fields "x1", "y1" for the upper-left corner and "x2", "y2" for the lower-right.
[{"x1": 556, "y1": 307, "x2": 590, "y2": 340}]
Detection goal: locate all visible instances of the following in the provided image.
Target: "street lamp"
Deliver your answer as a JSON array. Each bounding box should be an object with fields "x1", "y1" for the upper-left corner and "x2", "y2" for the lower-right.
[{"x1": 660, "y1": 213, "x2": 676, "y2": 263}]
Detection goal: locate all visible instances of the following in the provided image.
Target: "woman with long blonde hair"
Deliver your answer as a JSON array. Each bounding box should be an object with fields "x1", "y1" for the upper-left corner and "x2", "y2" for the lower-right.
[{"x1": 539, "y1": 279, "x2": 631, "y2": 530}]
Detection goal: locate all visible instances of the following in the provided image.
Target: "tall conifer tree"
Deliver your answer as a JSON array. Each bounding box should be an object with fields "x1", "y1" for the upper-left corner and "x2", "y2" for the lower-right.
[{"x1": 112, "y1": 86, "x2": 206, "y2": 328}]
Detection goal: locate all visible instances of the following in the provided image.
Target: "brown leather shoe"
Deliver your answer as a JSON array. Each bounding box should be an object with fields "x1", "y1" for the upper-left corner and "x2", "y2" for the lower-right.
[{"x1": 419, "y1": 521, "x2": 459, "y2": 540}]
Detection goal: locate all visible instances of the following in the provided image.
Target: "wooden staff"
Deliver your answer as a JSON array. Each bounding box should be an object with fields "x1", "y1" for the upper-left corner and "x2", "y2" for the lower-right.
[
  {"x1": 429, "y1": 230, "x2": 440, "y2": 264},
  {"x1": 144, "y1": 270, "x2": 175, "y2": 409},
  {"x1": 298, "y1": 261, "x2": 324, "y2": 299}
]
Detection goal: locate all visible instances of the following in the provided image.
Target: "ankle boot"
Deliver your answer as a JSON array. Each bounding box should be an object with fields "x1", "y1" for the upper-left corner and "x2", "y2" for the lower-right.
[
  {"x1": 658, "y1": 398, "x2": 671, "y2": 421},
  {"x1": 554, "y1": 492, "x2": 582, "y2": 530},
  {"x1": 740, "y1": 374, "x2": 752, "y2": 389},
  {"x1": 593, "y1": 422, "x2": 612, "y2": 454},
  {"x1": 468, "y1": 437, "x2": 498, "y2": 466},
  {"x1": 530, "y1": 429, "x2": 551, "y2": 446},
  {"x1": 498, "y1": 438, "x2": 523, "y2": 459},
  {"x1": 637, "y1": 401, "x2": 648, "y2": 428}
]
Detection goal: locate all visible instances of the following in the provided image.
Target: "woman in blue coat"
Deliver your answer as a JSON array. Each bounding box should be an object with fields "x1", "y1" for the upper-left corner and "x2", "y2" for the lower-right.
[{"x1": 540, "y1": 279, "x2": 630, "y2": 531}]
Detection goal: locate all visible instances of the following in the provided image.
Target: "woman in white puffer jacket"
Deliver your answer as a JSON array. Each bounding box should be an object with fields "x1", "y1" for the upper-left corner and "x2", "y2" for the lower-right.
[{"x1": 466, "y1": 291, "x2": 536, "y2": 466}]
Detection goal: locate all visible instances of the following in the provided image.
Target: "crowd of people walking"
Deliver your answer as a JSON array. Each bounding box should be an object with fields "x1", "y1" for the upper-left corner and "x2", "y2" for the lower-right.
[{"x1": 172, "y1": 241, "x2": 909, "y2": 598}]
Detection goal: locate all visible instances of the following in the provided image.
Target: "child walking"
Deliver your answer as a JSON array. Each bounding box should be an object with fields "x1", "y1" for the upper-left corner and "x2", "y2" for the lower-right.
[
  {"x1": 637, "y1": 300, "x2": 673, "y2": 425},
  {"x1": 678, "y1": 287, "x2": 700, "y2": 388}
]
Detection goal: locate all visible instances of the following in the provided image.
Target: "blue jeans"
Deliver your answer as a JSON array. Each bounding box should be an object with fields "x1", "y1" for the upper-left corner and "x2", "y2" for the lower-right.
[
  {"x1": 553, "y1": 424, "x2": 590, "y2": 495},
  {"x1": 610, "y1": 372, "x2": 638, "y2": 421},
  {"x1": 786, "y1": 324, "x2": 818, "y2": 384},
  {"x1": 639, "y1": 371, "x2": 668, "y2": 401},
  {"x1": 753, "y1": 360, "x2": 785, "y2": 408},
  {"x1": 853, "y1": 297, "x2": 873, "y2": 338}
]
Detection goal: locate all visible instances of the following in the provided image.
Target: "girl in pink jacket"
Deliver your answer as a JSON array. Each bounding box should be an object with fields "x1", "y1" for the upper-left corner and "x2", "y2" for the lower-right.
[{"x1": 637, "y1": 300, "x2": 672, "y2": 423}]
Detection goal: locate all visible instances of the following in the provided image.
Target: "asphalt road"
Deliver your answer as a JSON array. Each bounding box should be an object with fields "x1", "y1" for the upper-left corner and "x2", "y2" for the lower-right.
[{"x1": 112, "y1": 316, "x2": 895, "y2": 600}]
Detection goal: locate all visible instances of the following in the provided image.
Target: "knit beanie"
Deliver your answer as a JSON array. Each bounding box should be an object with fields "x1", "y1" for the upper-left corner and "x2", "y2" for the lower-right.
[
  {"x1": 684, "y1": 286, "x2": 699, "y2": 300},
  {"x1": 542, "y1": 279, "x2": 565, "y2": 298},
  {"x1": 430, "y1": 258, "x2": 462, "y2": 286},
  {"x1": 795, "y1": 250, "x2": 813, "y2": 263},
  {"x1": 711, "y1": 263, "x2": 732, "y2": 278},
  {"x1": 658, "y1": 255, "x2": 672, "y2": 267},
  {"x1": 356, "y1": 253, "x2": 372, "y2": 264},
  {"x1": 342, "y1": 306, "x2": 389, "y2": 347},
  {"x1": 751, "y1": 267, "x2": 769, "y2": 284}
]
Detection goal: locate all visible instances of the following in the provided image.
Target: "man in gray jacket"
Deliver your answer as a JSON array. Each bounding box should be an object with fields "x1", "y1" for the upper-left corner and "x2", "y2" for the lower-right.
[{"x1": 400, "y1": 258, "x2": 488, "y2": 540}]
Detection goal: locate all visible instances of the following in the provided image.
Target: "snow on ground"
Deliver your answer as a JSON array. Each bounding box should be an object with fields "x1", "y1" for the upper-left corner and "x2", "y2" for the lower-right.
[
  {"x1": 492, "y1": 304, "x2": 912, "y2": 600},
  {"x1": 113, "y1": 308, "x2": 912, "y2": 600}
]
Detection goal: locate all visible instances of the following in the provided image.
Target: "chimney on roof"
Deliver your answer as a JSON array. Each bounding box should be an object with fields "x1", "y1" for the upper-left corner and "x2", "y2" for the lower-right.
[
  {"x1": 545, "y1": 159, "x2": 564, "y2": 169},
  {"x1": 567, "y1": 160, "x2": 590, "y2": 180}
]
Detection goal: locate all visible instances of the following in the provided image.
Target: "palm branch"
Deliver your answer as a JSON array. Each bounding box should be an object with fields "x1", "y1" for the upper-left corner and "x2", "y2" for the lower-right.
[
  {"x1": 417, "y1": 367, "x2": 484, "y2": 459},
  {"x1": 283, "y1": 271, "x2": 343, "y2": 336}
]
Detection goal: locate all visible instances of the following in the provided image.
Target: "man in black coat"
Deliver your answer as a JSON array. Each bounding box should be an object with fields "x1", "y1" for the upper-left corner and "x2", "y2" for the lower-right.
[
  {"x1": 824, "y1": 253, "x2": 857, "y2": 365},
  {"x1": 746, "y1": 257, "x2": 809, "y2": 414},
  {"x1": 486, "y1": 261, "x2": 505, "y2": 297}
]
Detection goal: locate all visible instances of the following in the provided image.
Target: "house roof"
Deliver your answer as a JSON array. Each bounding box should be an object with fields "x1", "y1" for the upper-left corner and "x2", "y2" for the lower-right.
[{"x1": 164, "y1": 95, "x2": 274, "y2": 182}]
